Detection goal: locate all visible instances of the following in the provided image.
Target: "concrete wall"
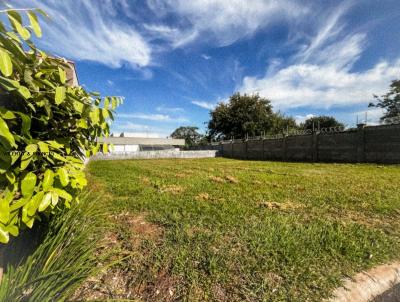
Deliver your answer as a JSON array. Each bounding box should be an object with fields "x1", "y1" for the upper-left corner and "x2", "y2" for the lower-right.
[
  {"x1": 192, "y1": 124, "x2": 400, "y2": 164},
  {"x1": 91, "y1": 150, "x2": 219, "y2": 161}
]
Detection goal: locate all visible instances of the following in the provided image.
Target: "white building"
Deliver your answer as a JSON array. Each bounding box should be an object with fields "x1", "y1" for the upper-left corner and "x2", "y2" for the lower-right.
[{"x1": 97, "y1": 137, "x2": 185, "y2": 153}]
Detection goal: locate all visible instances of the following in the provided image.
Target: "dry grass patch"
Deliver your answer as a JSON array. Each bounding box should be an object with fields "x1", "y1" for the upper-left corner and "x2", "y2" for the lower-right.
[
  {"x1": 195, "y1": 192, "x2": 210, "y2": 201},
  {"x1": 160, "y1": 185, "x2": 185, "y2": 195},
  {"x1": 258, "y1": 200, "x2": 304, "y2": 210},
  {"x1": 209, "y1": 175, "x2": 225, "y2": 183},
  {"x1": 225, "y1": 175, "x2": 239, "y2": 183}
]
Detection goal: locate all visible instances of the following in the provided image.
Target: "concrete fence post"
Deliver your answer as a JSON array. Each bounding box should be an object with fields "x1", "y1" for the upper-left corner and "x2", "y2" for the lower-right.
[
  {"x1": 312, "y1": 131, "x2": 319, "y2": 162},
  {"x1": 245, "y1": 139, "x2": 248, "y2": 159},
  {"x1": 262, "y1": 138, "x2": 265, "y2": 160},
  {"x1": 356, "y1": 123, "x2": 366, "y2": 162},
  {"x1": 283, "y1": 135, "x2": 287, "y2": 161}
]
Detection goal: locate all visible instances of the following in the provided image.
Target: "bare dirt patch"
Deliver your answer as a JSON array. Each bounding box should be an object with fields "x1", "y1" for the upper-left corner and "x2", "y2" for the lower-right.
[{"x1": 73, "y1": 212, "x2": 166, "y2": 301}]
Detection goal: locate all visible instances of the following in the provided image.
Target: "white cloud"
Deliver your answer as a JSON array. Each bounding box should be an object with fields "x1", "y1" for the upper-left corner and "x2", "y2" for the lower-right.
[
  {"x1": 118, "y1": 113, "x2": 188, "y2": 122},
  {"x1": 201, "y1": 54, "x2": 211, "y2": 60},
  {"x1": 107, "y1": 80, "x2": 114, "y2": 86},
  {"x1": 239, "y1": 3, "x2": 400, "y2": 110},
  {"x1": 191, "y1": 101, "x2": 216, "y2": 110},
  {"x1": 156, "y1": 106, "x2": 184, "y2": 113},
  {"x1": 10, "y1": 0, "x2": 151, "y2": 68},
  {"x1": 111, "y1": 122, "x2": 172, "y2": 138},
  {"x1": 294, "y1": 114, "x2": 315, "y2": 125},
  {"x1": 145, "y1": 0, "x2": 309, "y2": 47}
]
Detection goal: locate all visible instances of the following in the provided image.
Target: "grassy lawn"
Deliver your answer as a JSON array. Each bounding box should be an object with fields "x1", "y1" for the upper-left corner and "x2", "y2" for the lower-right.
[{"x1": 82, "y1": 158, "x2": 400, "y2": 301}]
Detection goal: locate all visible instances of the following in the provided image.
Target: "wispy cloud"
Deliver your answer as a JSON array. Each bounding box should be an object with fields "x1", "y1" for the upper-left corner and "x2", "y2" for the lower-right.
[
  {"x1": 112, "y1": 121, "x2": 175, "y2": 138},
  {"x1": 9, "y1": 0, "x2": 152, "y2": 68},
  {"x1": 201, "y1": 54, "x2": 211, "y2": 60},
  {"x1": 145, "y1": 0, "x2": 309, "y2": 47},
  {"x1": 156, "y1": 106, "x2": 184, "y2": 113},
  {"x1": 240, "y1": 3, "x2": 400, "y2": 110},
  {"x1": 191, "y1": 101, "x2": 216, "y2": 110},
  {"x1": 118, "y1": 113, "x2": 188, "y2": 122}
]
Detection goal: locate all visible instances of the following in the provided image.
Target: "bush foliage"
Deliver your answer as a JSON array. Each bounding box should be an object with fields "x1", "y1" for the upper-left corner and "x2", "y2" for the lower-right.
[{"x1": 0, "y1": 9, "x2": 122, "y2": 243}]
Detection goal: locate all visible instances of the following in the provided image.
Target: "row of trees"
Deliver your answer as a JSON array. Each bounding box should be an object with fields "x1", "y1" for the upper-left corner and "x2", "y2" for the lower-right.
[{"x1": 172, "y1": 80, "x2": 399, "y2": 147}]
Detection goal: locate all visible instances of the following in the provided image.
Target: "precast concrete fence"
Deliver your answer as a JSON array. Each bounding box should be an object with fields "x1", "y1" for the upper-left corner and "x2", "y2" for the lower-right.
[{"x1": 191, "y1": 124, "x2": 400, "y2": 164}]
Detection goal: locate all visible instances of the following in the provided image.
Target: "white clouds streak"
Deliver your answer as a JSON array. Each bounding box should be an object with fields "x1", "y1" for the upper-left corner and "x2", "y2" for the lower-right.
[
  {"x1": 10, "y1": 0, "x2": 151, "y2": 68},
  {"x1": 145, "y1": 0, "x2": 308, "y2": 47},
  {"x1": 118, "y1": 113, "x2": 188, "y2": 122},
  {"x1": 239, "y1": 3, "x2": 400, "y2": 110},
  {"x1": 191, "y1": 101, "x2": 216, "y2": 110}
]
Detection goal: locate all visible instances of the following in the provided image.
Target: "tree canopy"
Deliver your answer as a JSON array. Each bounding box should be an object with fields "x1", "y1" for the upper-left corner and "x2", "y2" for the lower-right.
[
  {"x1": 369, "y1": 80, "x2": 400, "y2": 123},
  {"x1": 301, "y1": 116, "x2": 344, "y2": 130},
  {"x1": 170, "y1": 126, "x2": 203, "y2": 147},
  {"x1": 207, "y1": 93, "x2": 294, "y2": 139}
]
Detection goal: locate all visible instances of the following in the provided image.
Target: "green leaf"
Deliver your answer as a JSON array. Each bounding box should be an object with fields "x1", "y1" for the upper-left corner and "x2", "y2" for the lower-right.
[
  {"x1": 20, "y1": 152, "x2": 33, "y2": 170},
  {"x1": 8, "y1": 11, "x2": 31, "y2": 40},
  {"x1": 51, "y1": 192, "x2": 59, "y2": 206},
  {"x1": 21, "y1": 172, "x2": 37, "y2": 197},
  {"x1": 42, "y1": 169, "x2": 54, "y2": 190},
  {"x1": 27, "y1": 11, "x2": 42, "y2": 37},
  {"x1": 18, "y1": 85, "x2": 31, "y2": 99},
  {"x1": 26, "y1": 144, "x2": 37, "y2": 153},
  {"x1": 104, "y1": 97, "x2": 110, "y2": 109},
  {"x1": 16, "y1": 112, "x2": 32, "y2": 136},
  {"x1": 0, "y1": 48, "x2": 12, "y2": 76},
  {"x1": 55, "y1": 86, "x2": 66, "y2": 105},
  {"x1": 0, "y1": 225, "x2": 9, "y2": 244},
  {"x1": 102, "y1": 143, "x2": 108, "y2": 154},
  {"x1": 0, "y1": 107, "x2": 16, "y2": 119},
  {"x1": 0, "y1": 76, "x2": 20, "y2": 91},
  {"x1": 38, "y1": 192, "x2": 52, "y2": 212},
  {"x1": 0, "y1": 116, "x2": 16, "y2": 148},
  {"x1": 5, "y1": 171, "x2": 15, "y2": 184},
  {"x1": 10, "y1": 152, "x2": 19, "y2": 165},
  {"x1": 27, "y1": 191, "x2": 44, "y2": 216},
  {"x1": 89, "y1": 108, "x2": 100, "y2": 124},
  {"x1": 0, "y1": 197, "x2": 10, "y2": 224},
  {"x1": 38, "y1": 141, "x2": 49, "y2": 153},
  {"x1": 5, "y1": 224, "x2": 18, "y2": 237},
  {"x1": 57, "y1": 167, "x2": 69, "y2": 187},
  {"x1": 51, "y1": 188, "x2": 72, "y2": 201},
  {"x1": 58, "y1": 66, "x2": 66, "y2": 84}
]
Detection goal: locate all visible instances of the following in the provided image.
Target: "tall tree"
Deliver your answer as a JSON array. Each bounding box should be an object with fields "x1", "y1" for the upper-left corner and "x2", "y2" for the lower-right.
[
  {"x1": 369, "y1": 80, "x2": 400, "y2": 123},
  {"x1": 208, "y1": 93, "x2": 278, "y2": 139},
  {"x1": 170, "y1": 126, "x2": 203, "y2": 147},
  {"x1": 301, "y1": 116, "x2": 344, "y2": 130}
]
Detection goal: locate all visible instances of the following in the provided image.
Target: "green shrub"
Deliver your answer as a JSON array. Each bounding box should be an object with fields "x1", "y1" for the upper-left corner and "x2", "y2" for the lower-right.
[{"x1": 0, "y1": 9, "x2": 122, "y2": 243}]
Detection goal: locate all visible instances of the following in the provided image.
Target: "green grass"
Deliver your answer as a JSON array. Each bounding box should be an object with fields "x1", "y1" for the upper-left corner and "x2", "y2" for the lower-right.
[
  {"x1": 0, "y1": 193, "x2": 112, "y2": 302},
  {"x1": 84, "y1": 158, "x2": 400, "y2": 301}
]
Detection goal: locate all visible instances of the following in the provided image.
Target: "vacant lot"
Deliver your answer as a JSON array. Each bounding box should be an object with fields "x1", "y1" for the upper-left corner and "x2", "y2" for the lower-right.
[{"x1": 82, "y1": 158, "x2": 400, "y2": 301}]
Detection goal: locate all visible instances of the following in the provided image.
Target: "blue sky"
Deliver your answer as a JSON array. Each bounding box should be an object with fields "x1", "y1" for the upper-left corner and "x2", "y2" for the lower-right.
[{"x1": 6, "y1": 0, "x2": 400, "y2": 137}]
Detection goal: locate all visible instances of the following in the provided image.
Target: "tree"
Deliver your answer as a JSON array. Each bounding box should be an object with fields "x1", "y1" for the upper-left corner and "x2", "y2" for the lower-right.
[
  {"x1": 208, "y1": 93, "x2": 277, "y2": 139},
  {"x1": 170, "y1": 126, "x2": 203, "y2": 147},
  {"x1": 301, "y1": 116, "x2": 344, "y2": 131},
  {"x1": 0, "y1": 9, "x2": 122, "y2": 244},
  {"x1": 369, "y1": 80, "x2": 400, "y2": 123}
]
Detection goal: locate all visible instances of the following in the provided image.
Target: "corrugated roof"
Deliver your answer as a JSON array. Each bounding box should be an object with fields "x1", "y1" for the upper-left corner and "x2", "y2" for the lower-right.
[{"x1": 97, "y1": 137, "x2": 185, "y2": 146}]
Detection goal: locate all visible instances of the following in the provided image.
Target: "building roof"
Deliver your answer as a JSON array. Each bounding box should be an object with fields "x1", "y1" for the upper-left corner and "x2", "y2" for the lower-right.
[{"x1": 97, "y1": 137, "x2": 185, "y2": 146}]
